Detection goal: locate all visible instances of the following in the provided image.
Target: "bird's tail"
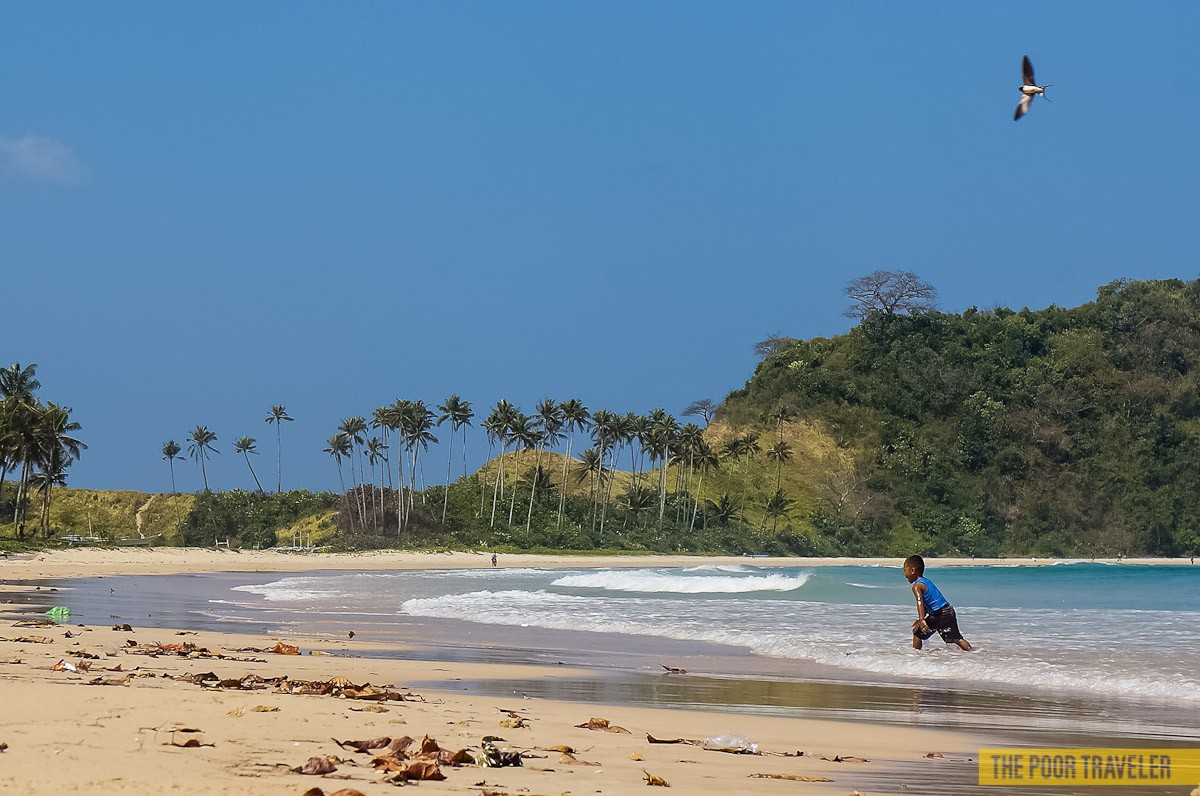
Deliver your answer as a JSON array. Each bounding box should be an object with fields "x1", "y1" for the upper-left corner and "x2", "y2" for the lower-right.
[{"x1": 1041, "y1": 84, "x2": 1052, "y2": 101}]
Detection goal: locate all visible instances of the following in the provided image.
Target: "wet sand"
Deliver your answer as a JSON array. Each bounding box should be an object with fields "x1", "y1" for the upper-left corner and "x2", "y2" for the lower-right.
[{"x1": 1, "y1": 549, "x2": 1196, "y2": 795}]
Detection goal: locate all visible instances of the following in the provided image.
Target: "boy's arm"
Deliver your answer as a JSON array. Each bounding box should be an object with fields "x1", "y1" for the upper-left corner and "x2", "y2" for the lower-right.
[{"x1": 912, "y1": 582, "x2": 928, "y2": 626}]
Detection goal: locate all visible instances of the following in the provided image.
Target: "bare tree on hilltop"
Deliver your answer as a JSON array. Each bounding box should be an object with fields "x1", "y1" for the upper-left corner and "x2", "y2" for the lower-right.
[
  {"x1": 753, "y1": 334, "x2": 796, "y2": 359},
  {"x1": 683, "y1": 398, "x2": 716, "y2": 426},
  {"x1": 844, "y1": 270, "x2": 938, "y2": 320}
]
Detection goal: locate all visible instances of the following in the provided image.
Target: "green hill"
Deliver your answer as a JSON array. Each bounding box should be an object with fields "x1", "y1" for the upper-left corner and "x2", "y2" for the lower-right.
[{"x1": 719, "y1": 277, "x2": 1200, "y2": 557}]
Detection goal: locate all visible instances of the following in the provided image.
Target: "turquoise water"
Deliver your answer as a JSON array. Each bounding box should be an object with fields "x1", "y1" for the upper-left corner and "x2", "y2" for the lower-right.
[{"x1": 221, "y1": 562, "x2": 1200, "y2": 706}]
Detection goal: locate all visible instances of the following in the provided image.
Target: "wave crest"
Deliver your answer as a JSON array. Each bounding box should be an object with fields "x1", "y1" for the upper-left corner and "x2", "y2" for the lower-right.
[{"x1": 551, "y1": 569, "x2": 810, "y2": 594}]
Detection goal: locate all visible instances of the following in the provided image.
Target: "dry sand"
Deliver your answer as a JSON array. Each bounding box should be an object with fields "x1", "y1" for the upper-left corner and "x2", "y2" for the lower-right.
[{"x1": 2, "y1": 548, "x2": 1169, "y2": 795}]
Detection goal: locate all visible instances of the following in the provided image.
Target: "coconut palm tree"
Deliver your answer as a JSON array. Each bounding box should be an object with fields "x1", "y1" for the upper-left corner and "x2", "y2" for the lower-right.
[
  {"x1": 486, "y1": 400, "x2": 519, "y2": 527},
  {"x1": 764, "y1": 489, "x2": 794, "y2": 532},
  {"x1": 689, "y1": 439, "x2": 720, "y2": 533},
  {"x1": 264, "y1": 405, "x2": 293, "y2": 493},
  {"x1": 187, "y1": 426, "x2": 219, "y2": 492},
  {"x1": 398, "y1": 401, "x2": 437, "y2": 530},
  {"x1": 29, "y1": 402, "x2": 85, "y2": 536},
  {"x1": 323, "y1": 432, "x2": 352, "y2": 518},
  {"x1": 233, "y1": 436, "x2": 265, "y2": 494},
  {"x1": 526, "y1": 399, "x2": 562, "y2": 532},
  {"x1": 555, "y1": 399, "x2": 590, "y2": 532},
  {"x1": 1, "y1": 363, "x2": 41, "y2": 527},
  {"x1": 0, "y1": 363, "x2": 39, "y2": 401},
  {"x1": 338, "y1": 416, "x2": 369, "y2": 530},
  {"x1": 437, "y1": 394, "x2": 474, "y2": 524},
  {"x1": 765, "y1": 440, "x2": 793, "y2": 493},
  {"x1": 161, "y1": 440, "x2": 184, "y2": 493},
  {"x1": 366, "y1": 436, "x2": 388, "y2": 531},
  {"x1": 646, "y1": 409, "x2": 679, "y2": 526},
  {"x1": 588, "y1": 409, "x2": 619, "y2": 537}
]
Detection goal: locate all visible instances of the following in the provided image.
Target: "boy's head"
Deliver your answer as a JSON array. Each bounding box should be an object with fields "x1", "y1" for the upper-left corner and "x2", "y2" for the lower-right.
[{"x1": 903, "y1": 554, "x2": 925, "y2": 582}]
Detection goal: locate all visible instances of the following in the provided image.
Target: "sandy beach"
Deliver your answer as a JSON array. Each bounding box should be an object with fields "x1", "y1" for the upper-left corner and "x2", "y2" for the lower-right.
[{"x1": 1, "y1": 550, "x2": 1193, "y2": 795}]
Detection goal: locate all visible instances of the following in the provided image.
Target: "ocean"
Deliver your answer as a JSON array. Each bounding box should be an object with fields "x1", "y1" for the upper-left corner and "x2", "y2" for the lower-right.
[{"x1": 30, "y1": 562, "x2": 1200, "y2": 747}]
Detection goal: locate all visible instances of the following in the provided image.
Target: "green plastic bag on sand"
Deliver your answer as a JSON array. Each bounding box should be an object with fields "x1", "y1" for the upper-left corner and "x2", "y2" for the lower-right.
[{"x1": 45, "y1": 606, "x2": 70, "y2": 619}]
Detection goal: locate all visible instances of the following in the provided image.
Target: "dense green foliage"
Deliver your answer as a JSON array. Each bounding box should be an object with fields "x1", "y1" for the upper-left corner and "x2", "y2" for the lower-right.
[
  {"x1": 721, "y1": 278, "x2": 1200, "y2": 557},
  {"x1": 181, "y1": 490, "x2": 338, "y2": 549}
]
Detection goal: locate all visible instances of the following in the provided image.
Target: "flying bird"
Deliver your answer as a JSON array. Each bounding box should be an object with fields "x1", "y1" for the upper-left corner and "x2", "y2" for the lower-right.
[{"x1": 1014, "y1": 55, "x2": 1050, "y2": 121}]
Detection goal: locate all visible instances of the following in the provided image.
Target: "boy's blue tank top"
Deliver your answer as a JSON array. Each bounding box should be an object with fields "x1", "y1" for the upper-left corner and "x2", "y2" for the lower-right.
[{"x1": 916, "y1": 577, "x2": 948, "y2": 611}]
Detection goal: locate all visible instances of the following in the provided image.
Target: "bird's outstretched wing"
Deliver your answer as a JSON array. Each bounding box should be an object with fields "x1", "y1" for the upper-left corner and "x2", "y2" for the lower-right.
[
  {"x1": 1014, "y1": 93, "x2": 1033, "y2": 121},
  {"x1": 1022, "y1": 55, "x2": 1036, "y2": 86}
]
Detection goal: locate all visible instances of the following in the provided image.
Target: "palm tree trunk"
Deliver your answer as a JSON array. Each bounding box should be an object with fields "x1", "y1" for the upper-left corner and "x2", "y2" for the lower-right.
[
  {"x1": 244, "y1": 454, "x2": 265, "y2": 494},
  {"x1": 275, "y1": 423, "x2": 283, "y2": 493},
  {"x1": 556, "y1": 435, "x2": 573, "y2": 532},
  {"x1": 442, "y1": 426, "x2": 455, "y2": 524},
  {"x1": 525, "y1": 446, "x2": 542, "y2": 533},
  {"x1": 490, "y1": 442, "x2": 506, "y2": 527}
]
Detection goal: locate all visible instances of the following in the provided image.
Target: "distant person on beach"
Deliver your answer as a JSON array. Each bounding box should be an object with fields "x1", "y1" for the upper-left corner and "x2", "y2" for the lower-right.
[
  {"x1": 904, "y1": 555, "x2": 972, "y2": 651},
  {"x1": 491, "y1": 553, "x2": 497, "y2": 567}
]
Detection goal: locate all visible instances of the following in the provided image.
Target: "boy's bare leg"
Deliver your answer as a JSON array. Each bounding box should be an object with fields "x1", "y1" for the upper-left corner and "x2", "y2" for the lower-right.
[
  {"x1": 913, "y1": 636, "x2": 923, "y2": 650},
  {"x1": 955, "y1": 639, "x2": 973, "y2": 651}
]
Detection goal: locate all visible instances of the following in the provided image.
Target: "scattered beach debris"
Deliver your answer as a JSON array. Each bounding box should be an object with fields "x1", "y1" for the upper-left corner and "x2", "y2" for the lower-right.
[
  {"x1": 51, "y1": 659, "x2": 78, "y2": 673},
  {"x1": 112, "y1": 624, "x2": 134, "y2": 632},
  {"x1": 539, "y1": 744, "x2": 575, "y2": 754},
  {"x1": 349, "y1": 704, "x2": 389, "y2": 713},
  {"x1": 13, "y1": 618, "x2": 56, "y2": 628},
  {"x1": 748, "y1": 773, "x2": 833, "y2": 782},
  {"x1": 924, "y1": 751, "x2": 945, "y2": 759},
  {"x1": 301, "y1": 788, "x2": 367, "y2": 796},
  {"x1": 0, "y1": 742, "x2": 8, "y2": 752},
  {"x1": 124, "y1": 640, "x2": 266, "y2": 662},
  {"x1": 480, "y1": 739, "x2": 523, "y2": 767},
  {"x1": 576, "y1": 716, "x2": 631, "y2": 734},
  {"x1": 86, "y1": 674, "x2": 132, "y2": 686},
  {"x1": 630, "y1": 752, "x2": 645, "y2": 761},
  {"x1": 334, "y1": 736, "x2": 395, "y2": 753},
  {"x1": 500, "y1": 716, "x2": 529, "y2": 728},
  {"x1": 702, "y1": 735, "x2": 759, "y2": 754},
  {"x1": 173, "y1": 671, "x2": 420, "y2": 701},
  {"x1": 272, "y1": 641, "x2": 301, "y2": 655},
  {"x1": 817, "y1": 754, "x2": 869, "y2": 763},
  {"x1": 3, "y1": 635, "x2": 53, "y2": 644},
  {"x1": 660, "y1": 664, "x2": 688, "y2": 674},
  {"x1": 642, "y1": 769, "x2": 670, "y2": 786},
  {"x1": 164, "y1": 738, "x2": 214, "y2": 748},
  {"x1": 293, "y1": 756, "x2": 340, "y2": 775},
  {"x1": 559, "y1": 751, "x2": 600, "y2": 766},
  {"x1": 45, "y1": 606, "x2": 70, "y2": 620},
  {"x1": 252, "y1": 704, "x2": 280, "y2": 712},
  {"x1": 382, "y1": 760, "x2": 446, "y2": 783},
  {"x1": 647, "y1": 734, "x2": 701, "y2": 746}
]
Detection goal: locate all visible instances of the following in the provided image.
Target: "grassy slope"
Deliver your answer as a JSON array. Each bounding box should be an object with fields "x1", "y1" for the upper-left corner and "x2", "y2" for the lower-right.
[
  {"x1": 469, "y1": 418, "x2": 853, "y2": 535},
  {"x1": 0, "y1": 486, "x2": 196, "y2": 544}
]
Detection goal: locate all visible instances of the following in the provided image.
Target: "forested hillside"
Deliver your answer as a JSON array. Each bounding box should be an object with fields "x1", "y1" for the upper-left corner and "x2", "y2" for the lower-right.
[{"x1": 720, "y1": 278, "x2": 1200, "y2": 556}]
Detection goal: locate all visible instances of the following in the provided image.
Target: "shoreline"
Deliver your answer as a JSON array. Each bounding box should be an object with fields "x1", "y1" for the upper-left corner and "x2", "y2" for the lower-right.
[
  {"x1": 2, "y1": 546, "x2": 1193, "y2": 581},
  {"x1": 2, "y1": 549, "x2": 1196, "y2": 795}
]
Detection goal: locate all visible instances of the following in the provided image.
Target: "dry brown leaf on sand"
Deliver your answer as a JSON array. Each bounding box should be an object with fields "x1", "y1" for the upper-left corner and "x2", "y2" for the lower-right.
[
  {"x1": 559, "y1": 752, "x2": 600, "y2": 766},
  {"x1": 647, "y1": 734, "x2": 701, "y2": 745},
  {"x1": 349, "y1": 704, "x2": 389, "y2": 713},
  {"x1": 251, "y1": 704, "x2": 279, "y2": 712},
  {"x1": 164, "y1": 738, "x2": 215, "y2": 748},
  {"x1": 500, "y1": 717, "x2": 529, "y2": 728},
  {"x1": 270, "y1": 641, "x2": 301, "y2": 655},
  {"x1": 333, "y1": 736, "x2": 393, "y2": 753},
  {"x1": 0, "y1": 742, "x2": 8, "y2": 752},
  {"x1": 292, "y1": 756, "x2": 339, "y2": 775},
  {"x1": 748, "y1": 773, "x2": 833, "y2": 782},
  {"x1": 576, "y1": 717, "x2": 631, "y2": 734},
  {"x1": 540, "y1": 744, "x2": 575, "y2": 754},
  {"x1": 301, "y1": 789, "x2": 367, "y2": 796},
  {"x1": 643, "y1": 769, "x2": 671, "y2": 786},
  {"x1": 630, "y1": 752, "x2": 644, "y2": 761},
  {"x1": 383, "y1": 760, "x2": 445, "y2": 783}
]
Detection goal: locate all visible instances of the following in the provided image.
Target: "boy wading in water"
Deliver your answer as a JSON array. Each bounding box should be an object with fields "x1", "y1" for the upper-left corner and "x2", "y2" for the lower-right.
[{"x1": 904, "y1": 555, "x2": 972, "y2": 651}]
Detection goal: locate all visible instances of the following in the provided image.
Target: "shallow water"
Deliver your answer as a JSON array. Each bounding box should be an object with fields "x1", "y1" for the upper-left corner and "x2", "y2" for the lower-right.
[{"x1": 19, "y1": 561, "x2": 1200, "y2": 794}]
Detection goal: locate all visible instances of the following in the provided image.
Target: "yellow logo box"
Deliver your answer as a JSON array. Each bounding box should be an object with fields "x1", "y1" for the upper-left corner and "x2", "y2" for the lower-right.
[{"x1": 979, "y1": 748, "x2": 1200, "y2": 786}]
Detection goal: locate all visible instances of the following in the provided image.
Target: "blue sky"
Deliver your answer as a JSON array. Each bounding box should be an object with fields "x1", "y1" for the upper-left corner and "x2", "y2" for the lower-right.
[{"x1": 5, "y1": 2, "x2": 1199, "y2": 493}]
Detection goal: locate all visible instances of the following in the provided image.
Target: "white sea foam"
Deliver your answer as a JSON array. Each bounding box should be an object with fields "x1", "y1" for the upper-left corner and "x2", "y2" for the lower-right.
[
  {"x1": 550, "y1": 569, "x2": 810, "y2": 593},
  {"x1": 400, "y1": 589, "x2": 1200, "y2": 704},
  {"x1": 232, "y1": 577, "x2": 349, "y2": 602}
]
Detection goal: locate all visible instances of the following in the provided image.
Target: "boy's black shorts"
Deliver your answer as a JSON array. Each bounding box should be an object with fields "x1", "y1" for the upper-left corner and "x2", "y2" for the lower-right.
[{"x1": 914, "y1": 605, "x2": 964, "y2": 643}]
